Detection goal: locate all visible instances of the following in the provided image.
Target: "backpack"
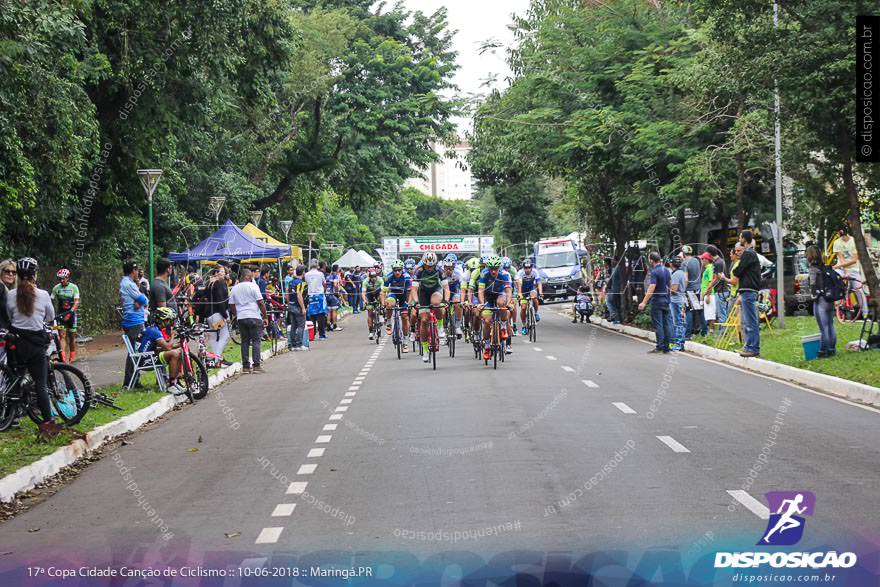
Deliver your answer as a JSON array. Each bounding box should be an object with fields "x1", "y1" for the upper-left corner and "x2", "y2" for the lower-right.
[
  {"x1": 191, "y1": 283, "x2": 213, "y2": 319},
  {"x1": 819, "y1": 264, "x2": 845, "y2": 302}
]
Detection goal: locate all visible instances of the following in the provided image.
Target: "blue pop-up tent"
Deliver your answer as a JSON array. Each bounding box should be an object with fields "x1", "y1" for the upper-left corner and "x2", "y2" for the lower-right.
[{"x1": 168, "y1": 220, "x2": 291, "y2": 262}]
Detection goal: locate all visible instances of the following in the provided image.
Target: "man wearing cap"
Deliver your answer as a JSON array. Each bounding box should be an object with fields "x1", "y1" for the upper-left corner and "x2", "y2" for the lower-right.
[{"x1": 681, "y1": 245, "x2": 706, "y2": 338}]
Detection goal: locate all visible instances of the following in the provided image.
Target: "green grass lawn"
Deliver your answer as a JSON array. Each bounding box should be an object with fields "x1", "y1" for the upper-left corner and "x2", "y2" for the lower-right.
[
  {"x1": 0, "y1": 338, "x2": 273, "y2": 480},
  {"x1": 692, "y1": 315, "x2": 879, "y2": 388}
]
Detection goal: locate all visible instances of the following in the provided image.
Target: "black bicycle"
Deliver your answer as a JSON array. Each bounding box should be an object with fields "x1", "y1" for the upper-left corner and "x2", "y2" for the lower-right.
[
  {"x1": 0, "y1": 330, "x2": 93, "y2": 430},
  {"x1": 48, "y1": 329, "x2": 116, "y2": 412},
  {"x1": 389, "y1": 305, "x2": 405, "y2": 359}
]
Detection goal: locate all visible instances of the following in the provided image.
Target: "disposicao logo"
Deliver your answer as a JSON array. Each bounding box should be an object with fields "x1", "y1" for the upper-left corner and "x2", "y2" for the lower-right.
[{"x1": 714, "y1": 491, "x2": 858, "y2": 570}]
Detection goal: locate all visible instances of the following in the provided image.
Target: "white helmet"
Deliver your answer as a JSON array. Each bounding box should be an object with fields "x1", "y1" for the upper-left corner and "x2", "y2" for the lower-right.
[{"x1": 422, "y1": 252, "x2": 438, "y2": 266}]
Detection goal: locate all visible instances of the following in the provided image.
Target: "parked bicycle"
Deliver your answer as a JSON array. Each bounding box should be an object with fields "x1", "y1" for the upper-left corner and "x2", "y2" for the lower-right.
[
  {"x1": 836, "y1": 275, "x2": 867, "y2": 323},
  {"x1": 172, "y1": 321, "x2": 210, "y2": 402}
]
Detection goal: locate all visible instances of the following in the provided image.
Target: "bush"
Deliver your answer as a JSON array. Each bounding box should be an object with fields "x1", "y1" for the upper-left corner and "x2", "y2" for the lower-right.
[{"x1": 633, "y1": 311, "x2": 653, "y2": 330}]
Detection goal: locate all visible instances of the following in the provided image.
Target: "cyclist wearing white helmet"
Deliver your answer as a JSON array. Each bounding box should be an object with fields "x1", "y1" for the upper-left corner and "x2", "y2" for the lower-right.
[
  {"x1": 51, "y1": 267, "x2": 80, "y2": 362},
  {"x1": 464, "y1": 255, "x2": 489, "y2": 336},
  {"x1": 516, "y1": 259, "x2": 543, "y2": 334},
  {"x1": 441, "y1": 258, "x2": 465, "y2": 337},
  {"x1": 500, "y1": 257, "x2": 518, "y2": 335},
  {"x1": 383, "y1": 259, "x2": 412, "y2": 352},
  {"x1": 411, "y1": 251, "x2": 450, "y2": 362},
  {"x1": 477, "y1": 255, "x2": 514, "y2": 358}
]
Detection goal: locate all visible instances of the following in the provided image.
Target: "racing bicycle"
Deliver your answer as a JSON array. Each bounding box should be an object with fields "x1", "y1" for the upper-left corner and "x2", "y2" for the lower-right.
[{"x1": 172, "y1": 321, "x2": 210, "y2": 402}]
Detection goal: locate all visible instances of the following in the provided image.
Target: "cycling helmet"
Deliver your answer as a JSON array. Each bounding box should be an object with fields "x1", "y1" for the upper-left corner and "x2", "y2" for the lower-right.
[
  {"x1": 479, "y1": 254, "x2": 489, "y2": 265},
  {"x1": 501, "y1": 256, "x2": 512, "y2": 269},
  {"x1": 16, "y1": 257, "x2": 38, "y2": 277},
  {"x1": 444, "y1": 253, "x2": 458, "y2": 263},
  {"x1": 522, "y1": 259, "x2": 533, "y2": 268},
  {"x1": 391, "y1": 259, "x2": 404, "y2": 270},
  {"x1": 466, "y1": 257, "x2": 479, "y2": 270},
  {"x1": 57, "y1": 268, "x2": 71, "y2": 279},
  {"x1": 422, "y1": 252, "x2": 438, "y2": 266},
  {"x1": 485, "y1": 255, "x2": 501, "y2": 268},
  {"x1": 404, "y1": 259, "x2": 416, "y2": 270},
  {"x1": 442, "y1": 259, "x2": 455, "y2": 269},
  {"x1": 368, "y1": 269, "x2": 379, "y2": 277},
  {"x1": 154, "y1": 307, "x2": 176, "y2": 323}
]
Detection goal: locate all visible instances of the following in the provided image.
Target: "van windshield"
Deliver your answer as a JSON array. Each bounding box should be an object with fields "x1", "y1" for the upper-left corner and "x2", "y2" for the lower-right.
[{"x1": 536, "y1": 251, "x2": 578, "y2": 269}]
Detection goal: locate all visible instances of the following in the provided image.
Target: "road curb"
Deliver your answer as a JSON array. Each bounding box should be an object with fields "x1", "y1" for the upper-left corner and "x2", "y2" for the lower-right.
[
  {"x1": 0, "y1": 345, "x2": 283, "y2": 503},
  {"x1": 590, "y1": 317, "x2": 880, "y2": 408}
]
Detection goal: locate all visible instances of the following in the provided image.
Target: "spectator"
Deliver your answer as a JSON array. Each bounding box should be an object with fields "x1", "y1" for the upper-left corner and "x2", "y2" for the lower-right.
[
  {"x1": 137, "y1": 267, "x2": 150, "y2": 297},
  {"x1": 706, "y1": 245, "x2": 730, "y2": 329},
  {"x1": 807, "y1": 245, "x2": 837, "y2": 358},
  {"x1": 669, "y1": 256, "x2": 687, "y2": 350},
  {"x1": 595, "y1": 258, "x2": 609, "y2": 313},
  {"x1": 120, "y1": 260, "x2": 149, "y2": 388},
  {"x1": 150, "y1": 257, "x2": 179, "y2": 315},
  {"x1": 206, "y1": 266, "x2": 231, "y2": 361},
  {"x1": 682, "y1": 245, "x2": 707, "y2": 338},
  {"x1": 730, "y1": 230, "x2": 762, "y2": 357},
  {"x1": 287, "y1": 265, "x2": 308, "y2": 351},
  {"x1": 725, "y1": 243, "x2": 744, "y2": 297},
  {"x1": 638, "y1": 251, "x2": 673, "y2": 354},
  {"x1": 349, "y1": 266, "x2": 365, "y2": 313},
  {"x1": 229, "y1": 268, "x2": 268, "y2": 374},
  {"x1": 0, "y1": 259, "x2": 16, "y2": 332},
  {"x1": 256, "y1": 268, "x2": 270, "y2": 299},
  {"x1": 5, "y1": 257, "x2": 63, "y2": 438},
  {"x1": 699, "y1": 252, "x2": 717, "y2": 333},
  {"x1": 305, "y1": 259, "x2": 328, "y2": 340},
  {"x1": 325, "y1": 263, "x2": 343, "y2": 331},
  {"x1": 606, "y1": 256, "x2": 623, "y2": 324},
  {"x1": 832, "y1": 227, "x2": 867, "y2": 312}
]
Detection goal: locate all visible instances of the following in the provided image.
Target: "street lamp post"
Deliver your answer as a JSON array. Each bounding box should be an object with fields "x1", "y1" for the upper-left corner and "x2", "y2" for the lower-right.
[
  {"x1": 208, "y1": 196, "x2": 226, "y2": 228},
  {"x1": 137, "y1": 169, "x2": 162, "y2": 282},
  {"x1": 306, "y1": 232, "x2": 317, "y2": 265},
  {"x1": 249, "y1": 210, "x2": 263, "y2": 228},
  {"x1": 773, "y1": 0, "x2": 785, "y2": 328}
]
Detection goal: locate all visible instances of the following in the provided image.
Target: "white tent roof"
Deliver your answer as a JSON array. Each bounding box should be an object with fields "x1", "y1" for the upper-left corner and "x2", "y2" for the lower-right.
[
  {"x1": 358, "y1": 249, "x2": 378, "y2": 264},
  {"x1": 334, "y1": 248, "x2": 376, "y2": 268}
]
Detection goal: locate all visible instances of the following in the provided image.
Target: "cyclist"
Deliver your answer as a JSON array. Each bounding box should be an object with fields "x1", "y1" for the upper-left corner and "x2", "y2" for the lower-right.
[
  {"x1": 465, "y1": 255, "x2": 489, "y2": 337},
  {"x1": 384, "y1": 260, "x2": 413, "y2": 352},
  {"x1": 501, "y1": 257, "x2": 518, "y2": 335},
  {"x1": 51, "y1": 268, "x2": 81, "y2": 362},
  {"x1": 516, "y1": 259, "x2": 543, "y2": 334},
  {"x1": 139, "y1": 307, "x2": 184, "y2": 393},
  {"x1": 477, "y1": 255, "x2": 514, "y2": 359},
  {"x1": 362, "y1": 269, "x2": 385, "y2": 340},
  {"x1": 441, "y1": 258, "x2": 465, "y2": 337},
  {"x1": 411, "y1": 252, "x2": 450, "y2": 363}
]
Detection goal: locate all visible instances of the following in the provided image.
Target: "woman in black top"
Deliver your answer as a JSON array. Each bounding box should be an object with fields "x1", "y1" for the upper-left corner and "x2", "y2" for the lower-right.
[{"x1": 807, "y1": 245, "x2": 836, "y2": 357}]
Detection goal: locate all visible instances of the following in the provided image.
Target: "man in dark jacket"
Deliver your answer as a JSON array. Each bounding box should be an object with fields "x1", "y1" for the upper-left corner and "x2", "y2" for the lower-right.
[{"x1": 731, "y1": 230, "x2": 763, "y2": 357}]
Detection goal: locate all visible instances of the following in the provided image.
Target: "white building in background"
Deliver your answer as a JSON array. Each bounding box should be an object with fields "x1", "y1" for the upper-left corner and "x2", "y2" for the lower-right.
[{"x1": 404, "y1": 142, "x2": 473, "y2": 200}]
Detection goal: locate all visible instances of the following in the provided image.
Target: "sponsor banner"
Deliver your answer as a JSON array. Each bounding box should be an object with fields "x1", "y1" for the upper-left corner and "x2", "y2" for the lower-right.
[{"x1": 398, "y1": 237, "x2": 480, "y2": 253}]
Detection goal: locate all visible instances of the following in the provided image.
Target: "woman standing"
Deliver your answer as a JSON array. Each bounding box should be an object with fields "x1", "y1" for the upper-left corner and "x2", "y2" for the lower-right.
[
  {"x1": 807, "y1": 245, "x2": 836, "y2": 358},
  {"x1": 206, "y1": 266, "x2": 231, "y2": 360},
  {"x1": 4, "y1": 258, "x2": 64, "y2": 438}
]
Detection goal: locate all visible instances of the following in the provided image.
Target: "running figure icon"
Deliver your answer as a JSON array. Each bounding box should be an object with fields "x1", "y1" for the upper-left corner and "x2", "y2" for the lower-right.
[{"x1": 758, "y1": 491, "x2": 816, "y2": 546}]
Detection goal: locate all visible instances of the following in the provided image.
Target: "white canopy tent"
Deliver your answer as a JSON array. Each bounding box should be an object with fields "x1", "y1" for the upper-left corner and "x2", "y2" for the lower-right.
[{"x1": 334, "y1": 248, "x2": 377, "y2": 268}]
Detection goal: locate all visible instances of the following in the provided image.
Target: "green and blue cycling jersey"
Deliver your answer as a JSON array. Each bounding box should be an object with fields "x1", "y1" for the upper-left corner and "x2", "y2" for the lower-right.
[
  {"x1": 51, "y1": 282, "x2": 80, "y2": 312},
  {"x1": 413, "y1": 266, "x2": 443, "y2": 291},
  {"x1": 383, "y1": 271, "x2": 412, "y2": 300},
  {"x1": 361, "y1": 276, "x2": 384, "y2": 303},
  {"x1": 478, "y1": 269, "x2": 513, "y2": 299}
]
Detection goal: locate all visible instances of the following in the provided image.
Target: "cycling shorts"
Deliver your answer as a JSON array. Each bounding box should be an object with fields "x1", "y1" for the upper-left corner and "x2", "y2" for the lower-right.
[
  {"x1": 386, "y1": 292, "x2": 408, "y2": 308},
  {"x1": 418, "y1": 286, "x2": 442, "y2": 309},
  {"x1": 57, "y1": 311, "x2": 78, "y2": 331},
  {"x1": 157, "y1": 350, "x2": 171, "y2": 365},
  {"x1": 326, "y1": 294, "x2": 340, "y2": 309}
]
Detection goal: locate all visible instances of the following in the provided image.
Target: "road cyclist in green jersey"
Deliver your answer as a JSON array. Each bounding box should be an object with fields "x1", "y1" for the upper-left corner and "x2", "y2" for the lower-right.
[
  {"x1": 463, "y1": 255, "x2": 488, "y2": 337},
  {"x1": 50, "y1": 268, "x2": 80, "y2": 362},
  {"x1": 477, "y1": 255, "x2": 514, "y2": 359},
  {"x1": 501, "y1": 257, "x2": 518, "y2": 336},
  {"x1": 361, "y1": 269, "x2": 385, "y2": 340},
  {"x1": 410, "y1": 252, "x2": 451, "y2": 363},
  {"x1": 383, "y1": 259, "x2": 413, "y2": 353}
]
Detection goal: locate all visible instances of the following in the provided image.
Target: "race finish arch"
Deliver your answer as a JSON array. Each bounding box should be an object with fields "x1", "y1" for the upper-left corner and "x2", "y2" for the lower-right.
[{"x1": 382, "y1": 235, "x2": 494, "y2": 264}]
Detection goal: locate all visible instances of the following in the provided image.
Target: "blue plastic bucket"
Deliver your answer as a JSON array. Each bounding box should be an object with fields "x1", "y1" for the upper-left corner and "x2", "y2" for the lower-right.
[{"x1": 801, "y1": 333, "x2": 821, "y2": 361}]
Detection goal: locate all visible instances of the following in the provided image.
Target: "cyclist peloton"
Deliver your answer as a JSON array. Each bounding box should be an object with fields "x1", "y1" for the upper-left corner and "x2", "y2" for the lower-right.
[
  {"x1": 384, "y1": 260, "x2": 412, "y2": 353},
  {"x1": 410, "y1": 252, "x2": 450, "y2": 363},
  {"x1": 477, "y1": 255, "x2": 514, "y2": 359},
  {"x1": 361, "y1": 269, "x2": 385, "y2": 340},
  {"x1": 51, "y1": 268, "x2": 81, "y2": 362},
  {"x1": 516, "y1": 259, "x2": 543, "y2": 334},
  {"x1": 441, "y1": 256, "x2": 465, "y2": 338}
]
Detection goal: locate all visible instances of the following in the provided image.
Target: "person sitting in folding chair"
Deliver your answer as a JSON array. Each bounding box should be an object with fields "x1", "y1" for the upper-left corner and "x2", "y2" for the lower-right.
[{"x1": 138, "y1": 307, "x2": 184, "y2": 393}]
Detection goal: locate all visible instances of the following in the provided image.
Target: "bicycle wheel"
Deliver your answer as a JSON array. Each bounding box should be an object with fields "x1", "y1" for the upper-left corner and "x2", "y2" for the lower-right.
[
  {"x1": 0, "y1": 363, "x2": 20, "y2": 432},
  {"x1": 184, "y1": 352, "x2": 209, "y2": 400},
  {"x1": 48, "y1": 363, "x2": 92, "y2": 426},
  {"x1": 493, "y1": 319, "x2": 499, "y2": 370},
  {"x1": 228, "y1": 317, "x2": 240, "y2": 345},
  {"x1": 836, "y1": 293, "x2": 863, "y2": 323}
]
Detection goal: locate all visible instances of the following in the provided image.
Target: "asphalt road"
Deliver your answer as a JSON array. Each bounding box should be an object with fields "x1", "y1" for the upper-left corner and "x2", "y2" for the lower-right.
[{"x1": 1, "y1": 309, "x2": 878, "y2": 578}]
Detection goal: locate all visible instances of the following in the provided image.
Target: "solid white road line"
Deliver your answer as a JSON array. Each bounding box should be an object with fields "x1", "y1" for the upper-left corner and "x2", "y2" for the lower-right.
[
  {"x1": 561, "y1": 365, "x2": 575, "y2": 372},
  {"x1": 656, "y1": 435, "x2": 691, "y2": 453},
  {"x1": 307, "y1": 448, "x2": 325, "y2": 458},
  {"x1": 272, "y1": 503, "x2": 296, "y2": 517},
  {"x1": 727, "y1": 490, "x2": 770, "y2": 519},
  {"x1": 612, "y1": 402, "x2": 636, "y2": 414},
  {"x1": 582, "y1": 379, "x2": 599, "y2": 388},
  {"x1": 315, "y1": 435, "x2": 332, "y2": 443},
  {"x1": 546, "y1": 356, "x2": 557, "y2": 361},
  {"x1": 255, "y1": 527, "x2": 284, "y2": 544},
  {"x1": 297, "y1": 464, "x2": 317, "y2": 475},
  {"x1": 322, "y1": 424, "x2": 337, "y2": 431},
  {"x1": 286, "y1": 481, "x2": 307, "y2": 495}
]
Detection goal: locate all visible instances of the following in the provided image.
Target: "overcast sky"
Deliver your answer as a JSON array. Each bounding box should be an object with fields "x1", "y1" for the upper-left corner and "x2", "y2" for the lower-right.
[{"x1": 401, "y1": 0, "x2": 531, "y2": 135}]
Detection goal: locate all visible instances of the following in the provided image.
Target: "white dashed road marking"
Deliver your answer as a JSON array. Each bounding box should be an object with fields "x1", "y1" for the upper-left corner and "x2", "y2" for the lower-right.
[
  {"x1": 533, "y1": 347, "x2": 543, "y2": 351},
  {"x1": 297, "y1": 464, "x2": 317, "y2": 475},
  {"x1": 546, "y1": 356, "x2": 557, "y2": 361},
  {"x1": 315, "y1": 435, "x2": 332, "y2": 443},
  {"x1": 582, "y1": 379, "x2": 599, "y2": 388},
  {"x1": 286, "y1": 482, "x2": 307, "y2": 495},
  {"x1": 656, "y1": 435, "x2": 691, "y2": 453},
  {"x1": 726, "y1": 490, "x2": 770, "y2": 519},
  {"x1": 340, "y1": 398, "x2": 353, "y2": 404},
  {"x1": 335, "y1": 406, "x2": 349, "y2": 412},
  {"x1": 329, "y1": 414, "x2": 343, "y2": 421},
  {"x1": 322, "y1": 424, "x2": 337, "y2": 431},
  {"x1": 561, "y1": 365, "x2": 575, "y2": 372},
  {"x1": 612, "y1": 402, "x2": 636, "y2": 415},
  {"x1": 307, "y1": 448, "x2": 325, "y2": 458},
  {"x1": 255, "y1": 527, "x2": 284, "y2": 544},
  {"x1": 272, "y1": 504, "x2": 296, "y2": 517},
  {"x1": 348, "y1": 386, "x2": 360, "y2": 391},
  {"x1": 345, "y1": 391, "x2": 357, "y2": 397}
]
